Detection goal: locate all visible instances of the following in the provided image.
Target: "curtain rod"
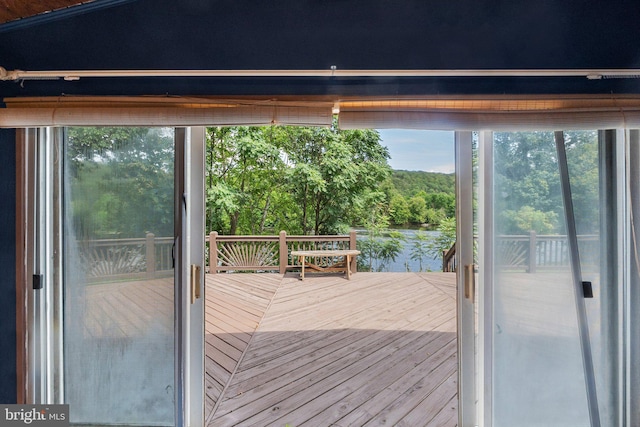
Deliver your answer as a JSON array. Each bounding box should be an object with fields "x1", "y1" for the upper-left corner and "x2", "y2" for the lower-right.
[{"x1": 2, "y1": 67, "x2": 640, "y2": 81}]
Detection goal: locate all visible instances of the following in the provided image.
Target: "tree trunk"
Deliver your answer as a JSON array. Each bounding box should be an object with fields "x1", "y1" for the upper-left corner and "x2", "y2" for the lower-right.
[
  {"x1": 301, "y1": 183, "x2": 309, "y2": 234},
  {"x1": 314, "y1": 198, "x2": 322, "y2": 235},
  {"x1": 229, "y1": 211, "x2": 239, "y2": 235},
  {"x1": 259, "y1": 195, "x2": 271, "y2": 234}
]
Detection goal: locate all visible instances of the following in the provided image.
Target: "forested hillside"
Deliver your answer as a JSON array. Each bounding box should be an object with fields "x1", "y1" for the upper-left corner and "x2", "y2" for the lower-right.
[
  {"x1": 389, "y1": 170, "x2": 454, "y2": 197},
  {"x1": 382, "y1": 170, "x2": 455, "y2": 227}
]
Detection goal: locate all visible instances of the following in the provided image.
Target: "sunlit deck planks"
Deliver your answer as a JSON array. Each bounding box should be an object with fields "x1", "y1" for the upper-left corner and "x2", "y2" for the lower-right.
[
  {"x1": 205, "y1": 273, "x2": 281, "y2": 412},
  {"x1": 205, "y1": 272, "x2": 458, "y2": 426}
]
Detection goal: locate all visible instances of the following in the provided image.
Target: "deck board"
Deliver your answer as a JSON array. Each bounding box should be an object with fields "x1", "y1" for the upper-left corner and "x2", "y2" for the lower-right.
[
  {"x1": 205, "y1": 272, "x2": 458, "y2": 426},
  {"x1": 205, "y1": 273, "x2": 280, "y2": 416}
]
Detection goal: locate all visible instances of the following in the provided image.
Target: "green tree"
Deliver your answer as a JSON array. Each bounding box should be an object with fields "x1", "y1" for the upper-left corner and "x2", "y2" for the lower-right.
[
  {"x1": 565, "y1": 131, "x2": 599, "y2": 234},
  {"x1": 278, "y1": 124, "x2": 390, "y2": 234},
  {"x1": 503, "y1": 206, "x2": 558, "y2": 234},
  {"x1": 390, "y1": 170, "x2": 455, "y2": 196},
  {"x1": 388, "y1": 194, "x2": 410, "y2": 225},
  {"x1": 424, "y1": 192, "x2": 456, "y2": 218},
  {"x1": 409, "y1": 230, "x2": 432, "y2": 271},
  {"x1": 427, "y1": 216, "x2": 457, "y2": 256},
  {"x1": 67, "y1": 127, "x2": 174, "y2": 239},
  {"x1": 408, "y1": 196, "x2": 427, "y2": 224},
  {"x1": 356, "y1": 193, "x2": 405, "y2": 272},
  {"x1": 206, "y1": 126, "x2": 288, "y2": 235},
  {"x1": 493, "y1": 130, "x2": 599, "y2": 235},
  {"x1": 205, "y1": 123, "x2": 390, "y2": 236}
]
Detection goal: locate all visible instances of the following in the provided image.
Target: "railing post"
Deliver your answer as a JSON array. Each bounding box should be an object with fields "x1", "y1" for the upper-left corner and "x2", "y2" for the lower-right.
[
  {"x1": 146, "y1": 232, "x2": 155, "y2": 278},
  {"x1": 210, "y1": 231, "x2": 218, "y2": 274},
  {"x1": 442, "y1": 250, "x2": 448, "y2": 272},
  {"x1": 528, "y1": 230, "x2": 537, "y2": 274},
  {"x1": 279, "y1": 230, "x2": 288, "y2": 274},
  {"x1": 349, "y1": 230, "x2": 357, "y2": 273}
]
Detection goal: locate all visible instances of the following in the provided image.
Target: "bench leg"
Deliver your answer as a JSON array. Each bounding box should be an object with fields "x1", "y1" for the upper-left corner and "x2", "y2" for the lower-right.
[
  {"x1": 300, "y1": 255, "x2": 305, "y2": 280},
  {"x1": 346, "y1": 255, "x2": 351, "y2": 279}
]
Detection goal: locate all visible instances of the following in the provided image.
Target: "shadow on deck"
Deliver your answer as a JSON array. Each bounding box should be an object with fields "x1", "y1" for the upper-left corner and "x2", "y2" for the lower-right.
[{"x1": 205, "y1": 272, "x2": 458, "y2": 427}]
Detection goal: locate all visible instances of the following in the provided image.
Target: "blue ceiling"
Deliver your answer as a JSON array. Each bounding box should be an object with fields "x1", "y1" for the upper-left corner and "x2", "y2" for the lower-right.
[{"x1": 1, "y1": 0, "x2": 640, "y2": 98}]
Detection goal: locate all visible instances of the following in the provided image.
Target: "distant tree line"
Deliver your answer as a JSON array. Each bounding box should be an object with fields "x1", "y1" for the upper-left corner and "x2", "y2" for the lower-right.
[{"x1": 382, "y1": 171, "x2": 455, "y2": 227}]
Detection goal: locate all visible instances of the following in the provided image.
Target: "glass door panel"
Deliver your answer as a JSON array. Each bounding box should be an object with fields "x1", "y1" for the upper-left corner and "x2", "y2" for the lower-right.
[
  {"x1": 564, "y1": 130, "x2": 621, "y2": 426},
  {"x1": 63, "y1": 127, "x2": 176, "y2": 425},
  {"x1": 490, "y1": 131, "x2": 590, "y2": 426}
]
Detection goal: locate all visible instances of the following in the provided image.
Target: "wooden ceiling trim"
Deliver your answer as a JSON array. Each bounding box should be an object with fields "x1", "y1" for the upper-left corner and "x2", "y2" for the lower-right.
[{"x1": 0, "y1": 0, "x2": 94, "y2": 24}]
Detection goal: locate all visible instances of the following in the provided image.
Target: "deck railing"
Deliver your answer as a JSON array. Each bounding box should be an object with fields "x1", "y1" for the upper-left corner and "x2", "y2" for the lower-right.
[
  {"x1": 442, "y1": 232, "x2": 599, "y2": 273},
  {"x1": 207, "y1": 230, "x2": 358, "y2": 274},
  {"x1": 442, "y1": 242, "x2": 457, "y2": 272},
  {"x1": 79, "y1": 233, "x2": 174, "y2": 282},
  {"x1": 80, "y1": 231, "x2": 597, "y2": 278}
]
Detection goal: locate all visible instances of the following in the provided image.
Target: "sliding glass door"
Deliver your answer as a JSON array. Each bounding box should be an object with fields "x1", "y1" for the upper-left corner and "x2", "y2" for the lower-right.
[
  {"x1": 27, "y1": 126, "x2": 205, "y2": 426},
  {"x1": 63, "y1": 127, "x2": 177, "y2": 424},
  {"x1": 471, "y1": 129, "x2": 623, "y2": 427}
]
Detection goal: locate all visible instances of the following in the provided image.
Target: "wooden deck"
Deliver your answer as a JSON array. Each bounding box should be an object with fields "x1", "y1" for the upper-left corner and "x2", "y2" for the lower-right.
[{"x1": 205, "y1": 272, "x2": 458, "y2": 426}]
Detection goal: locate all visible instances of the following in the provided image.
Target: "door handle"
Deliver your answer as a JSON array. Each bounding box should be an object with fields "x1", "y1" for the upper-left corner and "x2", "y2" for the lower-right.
[
  {"x1": 190, "y1": 264, "x2": 201, "y2": 304},
  {"x1": 464, "y1": 264, "x2": 475, "y2": 301}
]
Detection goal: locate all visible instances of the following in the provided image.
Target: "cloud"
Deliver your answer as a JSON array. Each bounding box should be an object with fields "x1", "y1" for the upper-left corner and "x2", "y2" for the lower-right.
[
  {"x1": 427, "y1": 163, "x2": 455, "y2": 174},
  {"x1": 378, "y1": 129, "x2": 455, "y2": 172}
]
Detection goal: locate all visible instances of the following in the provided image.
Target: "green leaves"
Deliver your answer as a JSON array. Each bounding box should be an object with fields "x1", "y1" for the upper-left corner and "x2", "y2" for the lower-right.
[
  {"x1": 67, "y1": 127, "x2": 175, "y2": 239},
  {"x1": 410, "y1": 230, "x2": 432, "y2": 271},
  {"x1": 426, "y1": 217, "x2": 457, "y2": 257},
  {"x1": 357, "y1": 229, "x2": 406, "y2": 272},
  {"x1": 206, "y1": 124, "x2": 390, "y2": 236},
  {"x1": 494, "y1": 130, "x2": 599, "y2": 235},
  {"x1": 503, "y1": 206, "x2": 558, "y2": 235}
]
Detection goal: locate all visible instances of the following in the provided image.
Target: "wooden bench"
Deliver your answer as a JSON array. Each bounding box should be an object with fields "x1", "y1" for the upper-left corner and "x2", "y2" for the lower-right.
[{"x1": 290, "y1": 249, "x2": 360, "y2": 280}]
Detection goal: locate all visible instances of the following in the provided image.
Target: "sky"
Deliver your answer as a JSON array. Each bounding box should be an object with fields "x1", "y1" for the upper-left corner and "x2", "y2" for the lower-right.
[{"x1": 378, "y1": 129, "x2": 455, "y2": 173}]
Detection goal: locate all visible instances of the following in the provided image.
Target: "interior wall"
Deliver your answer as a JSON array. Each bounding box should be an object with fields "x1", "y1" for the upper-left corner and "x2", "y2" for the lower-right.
[{"x1": 0, "y1": 128, "x2": 16, "y2": 403}]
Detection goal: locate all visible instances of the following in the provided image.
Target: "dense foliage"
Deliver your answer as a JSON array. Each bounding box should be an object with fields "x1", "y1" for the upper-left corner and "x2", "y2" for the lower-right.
[
  {"x1": 67, "y1": 127, "x2": 175, "y2": 239},
  {"x1": 205, "y1": 125, "x2": 458, "y2": 236},
  {"x1": 389, "y1": 170, "x2": 455, "y2": 196},
  {"x1": 206, "y1": 124, "x2": 392, "y2": 235},
  {"x1": 64, "y1": 127, "x2": 601, "y2": 272},
  {"x1": 494, "y1": 130, "x2": 599, "y2": 235}
]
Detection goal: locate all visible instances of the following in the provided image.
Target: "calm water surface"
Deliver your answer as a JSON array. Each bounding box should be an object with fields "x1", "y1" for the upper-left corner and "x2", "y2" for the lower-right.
[{"x1": 355, "y1": 229, "x2": 443, "y2": 272}]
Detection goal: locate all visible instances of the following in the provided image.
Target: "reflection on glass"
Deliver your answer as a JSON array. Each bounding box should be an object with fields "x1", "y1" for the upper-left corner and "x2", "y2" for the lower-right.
[
  {"x1": 492, "y1": 131, "x2": 589, "y2": 426},
  {"x1": 565, "y1": 130, "x2": 617, "y2": 426},
  {"x1": 63, "y1": 128, "x2": 175, "y2": 425}
]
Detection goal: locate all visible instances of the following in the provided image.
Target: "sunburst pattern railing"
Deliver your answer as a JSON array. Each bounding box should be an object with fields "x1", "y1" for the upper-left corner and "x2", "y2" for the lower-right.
[
  {"x1": 216, "y1": 241, "x2": 279, "y2": 272},
  {"x1": 76, "y1": 234, "x2": 174, "y2": 282},
  {"x1": 207, "y1": 231, "x2": 357, "y2": 274},
  {"x1": 443, "y1": 232, "x2": 598, "y2": 273}
]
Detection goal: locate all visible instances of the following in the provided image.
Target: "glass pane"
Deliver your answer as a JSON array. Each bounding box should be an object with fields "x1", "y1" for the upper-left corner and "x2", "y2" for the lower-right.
[
  {"x1": 629, "y1": 130, "x2": 640, "y2": 427},
  {"x1": 565, "y1": 130, "x2": 618, "y2": 426},
  {"x1": 63, "y1": 127, "x2": 175, "y2": 425},
  {"x1": 492, "y1": 131, "x2": 589, "y2": 426}
]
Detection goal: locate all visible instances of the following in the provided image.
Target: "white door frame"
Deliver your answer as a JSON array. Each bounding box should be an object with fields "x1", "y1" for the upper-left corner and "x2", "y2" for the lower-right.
[
  {"x1": 175, "y1": 127, "x2": 206, "y2": 426},
  {"x1": 455, "y1": 130, "x2": 478, "y2": 427}
]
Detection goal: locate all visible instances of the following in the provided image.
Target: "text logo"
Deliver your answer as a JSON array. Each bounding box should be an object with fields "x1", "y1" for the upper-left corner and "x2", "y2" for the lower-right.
[{"x1": 0, "y1": 405, "x2": 69, "y2": 427}]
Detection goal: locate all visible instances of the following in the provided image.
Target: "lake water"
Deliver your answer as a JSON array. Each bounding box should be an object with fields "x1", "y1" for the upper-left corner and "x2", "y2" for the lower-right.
[{"x1": 355, "y1": 229, "x2": 444, "y2": 272}]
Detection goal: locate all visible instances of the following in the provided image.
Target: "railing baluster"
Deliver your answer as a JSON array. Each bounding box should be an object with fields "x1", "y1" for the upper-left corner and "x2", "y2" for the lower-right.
[{"x1": 146, "y1": 232, "x2": 155, "y2": 278}]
